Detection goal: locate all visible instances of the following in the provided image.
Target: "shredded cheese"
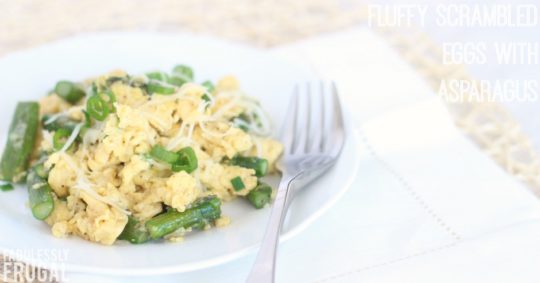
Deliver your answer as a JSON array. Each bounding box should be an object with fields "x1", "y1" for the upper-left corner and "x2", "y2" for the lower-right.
[
  {"x1": 187, "y1": 123, "x2": 195, "y2": 140},
  {"x1": 82, "y1": 121, "x2": 104, "y2": 146},
  {"x1": 167, "y1": 122, "x2": 189, "y2": 151},
  {"x1": 253, "y1": 138, "x2": 263, "y2": 158},
  {"x1": 138, "y1": 92, "x2": 198, "y2": 108},
  {"x1": 59, "y1": 152, "x2": 131, "y2": 215},
  {"x1": 146, "y1": 158, "x2": 171, "y2": 170},
  {"x1": 199, "y1": 120, "x2": 235, "y2": 138},
  {"x1": 212, "y1": 96, "x2": 241, "y2": 119},
  {"x1": 60, "y1": 123, "x2": 83, "y2": 152},
  {"x1": 41, "y1": 130, "x2": 54, "y2": 149},
  {"x1": 43, "y1": 111, "x2": 68, "y2": 125},
  {"x1": 140, "y1": 111, "x2": 169, "y2": 131}
]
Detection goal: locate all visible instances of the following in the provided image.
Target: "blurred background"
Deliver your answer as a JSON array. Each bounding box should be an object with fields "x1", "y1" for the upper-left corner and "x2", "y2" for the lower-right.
[{"x1": 0, "y1": 0, "x2": 367, "y2": 51}]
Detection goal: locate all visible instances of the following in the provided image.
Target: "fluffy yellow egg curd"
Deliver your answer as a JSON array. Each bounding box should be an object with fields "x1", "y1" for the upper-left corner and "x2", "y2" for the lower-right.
[{"x1": 33, "y1": 68, "x2": 282, "y2": 245}]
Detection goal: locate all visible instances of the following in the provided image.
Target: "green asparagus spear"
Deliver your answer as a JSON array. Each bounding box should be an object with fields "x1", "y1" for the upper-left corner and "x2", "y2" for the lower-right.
[
  {"x1": 145, "y1": 196, "x2": 221, "y2": 240},
  {"x1": 54, "y1": 81, "x2": 85, "y2": 104},
  {"x1": 230, "y1": 156, "x2": 269, "y2": 177},
  {"x1": 26, "y1": 165, "x2": 54, "y2": 220},
  {"x1": 246, "y1": 182, "x2": 273, "y2": 209},
  {"x1": 118, "y1": 216, "x2": 150, "y2": 244},
  {"x1": 0, "y1": 102, "x2": 40, "y2": 183}
]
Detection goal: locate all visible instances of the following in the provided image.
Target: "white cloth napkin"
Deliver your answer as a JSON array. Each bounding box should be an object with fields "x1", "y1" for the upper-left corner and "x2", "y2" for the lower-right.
[{"x1": 70, "y1": 28, "x2": 540, "y2": 282}]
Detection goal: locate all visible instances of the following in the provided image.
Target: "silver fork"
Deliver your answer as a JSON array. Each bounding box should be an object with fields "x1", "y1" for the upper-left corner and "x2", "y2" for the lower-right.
[{"x1": 246, "y1": 82, "x2": 346, "y2": 283}]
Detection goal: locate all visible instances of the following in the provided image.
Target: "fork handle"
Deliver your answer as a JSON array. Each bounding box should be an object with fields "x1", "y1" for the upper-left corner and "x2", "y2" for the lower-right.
[{"x1": 246, "y1": 174, "x2": 298, "y2": 283}]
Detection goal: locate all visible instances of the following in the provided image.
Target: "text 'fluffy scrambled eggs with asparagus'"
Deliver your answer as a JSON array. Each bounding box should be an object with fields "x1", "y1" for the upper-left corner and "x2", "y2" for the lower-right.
[{"x1": 0, "y1": 65, "x2": 283, "y2": 245}]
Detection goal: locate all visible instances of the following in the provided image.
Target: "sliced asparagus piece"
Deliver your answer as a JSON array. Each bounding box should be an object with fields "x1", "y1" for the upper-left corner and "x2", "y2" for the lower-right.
[
  {"x1": 0, "y1": 102, "x2": 40, "y2": 183},
  {"x1": 231, "y1": 156, "x2": 269, "y2": 177},
  {"x1": 118, "y1": 216, "x2": 150, "y2": 244},
  {"x1": 145, "y1": 196, "x2": 221, "y2": 240},
  {"x1": 54, "y1": 81, "x2": 85, "y2": 104},
  {"x1": 26, "y1": 165, "x2": 54, "y2": 220},
  {"x1": 246, "y1": 182, "x2": 273, "y2": 209}
]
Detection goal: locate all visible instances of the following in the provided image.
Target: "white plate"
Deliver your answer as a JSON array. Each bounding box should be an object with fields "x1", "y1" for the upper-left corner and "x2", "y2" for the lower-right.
[{"x1": 0, "y1": 32, "x2": 359, "y2": 276}]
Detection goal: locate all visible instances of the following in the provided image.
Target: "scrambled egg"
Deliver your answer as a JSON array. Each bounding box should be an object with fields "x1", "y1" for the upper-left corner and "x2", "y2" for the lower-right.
[{"x1": 38, "y1": 70, "x2": 283, "y2": 245}]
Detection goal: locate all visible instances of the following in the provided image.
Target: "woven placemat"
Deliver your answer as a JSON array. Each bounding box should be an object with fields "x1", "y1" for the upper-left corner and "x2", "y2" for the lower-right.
[
  {"x1": 0, "y1": 0, "x2": 367, "y2": 54},
  {"x1": 1, "y1": 1, "x2": 539, "y2": 282}
]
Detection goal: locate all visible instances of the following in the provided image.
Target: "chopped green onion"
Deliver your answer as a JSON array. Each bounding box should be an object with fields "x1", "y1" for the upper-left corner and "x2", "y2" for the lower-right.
[
  {"x1": 172, "y1": 147, "x2": 198, "y2": 173},
  {"x1": 54, "y1": 81, "x2": 85, "y2": 104},
  {"x1": 146, "y1": 81, "x2": 176, "y2": 95},
  {"x1": 150, "y1": 145, "x2": 179, "y2": 164},
  {"x1": 231, "y1": 156, "x2": 269, "y2": 177},
  {"x1": 99, "y1": 91, "x2": 117, "y2": 113},
  {"x1": 231, "y1": 176, "x2": 245, "y2": 191},
  {"x1": 82, "y1": 110, "x2": 92, "y2": 128},
  {"x1": 53, "y1": 128, "x2": 72, "y2": 151},
  {"x1": 90, "y1": 83, "x2": 99, "y2": 96},
  {"x1": 0, "y1": 183, "x2": 14, "y2": 192},
  {"x1": 86, "y1": 95, "x2": 110, "y2": 121},
  {"x1": 202, "y1": 94, "x2": 211, "y2": 102},
  {"x1": 201, "y1": 81, "x2": 214, "y2": 93}
]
